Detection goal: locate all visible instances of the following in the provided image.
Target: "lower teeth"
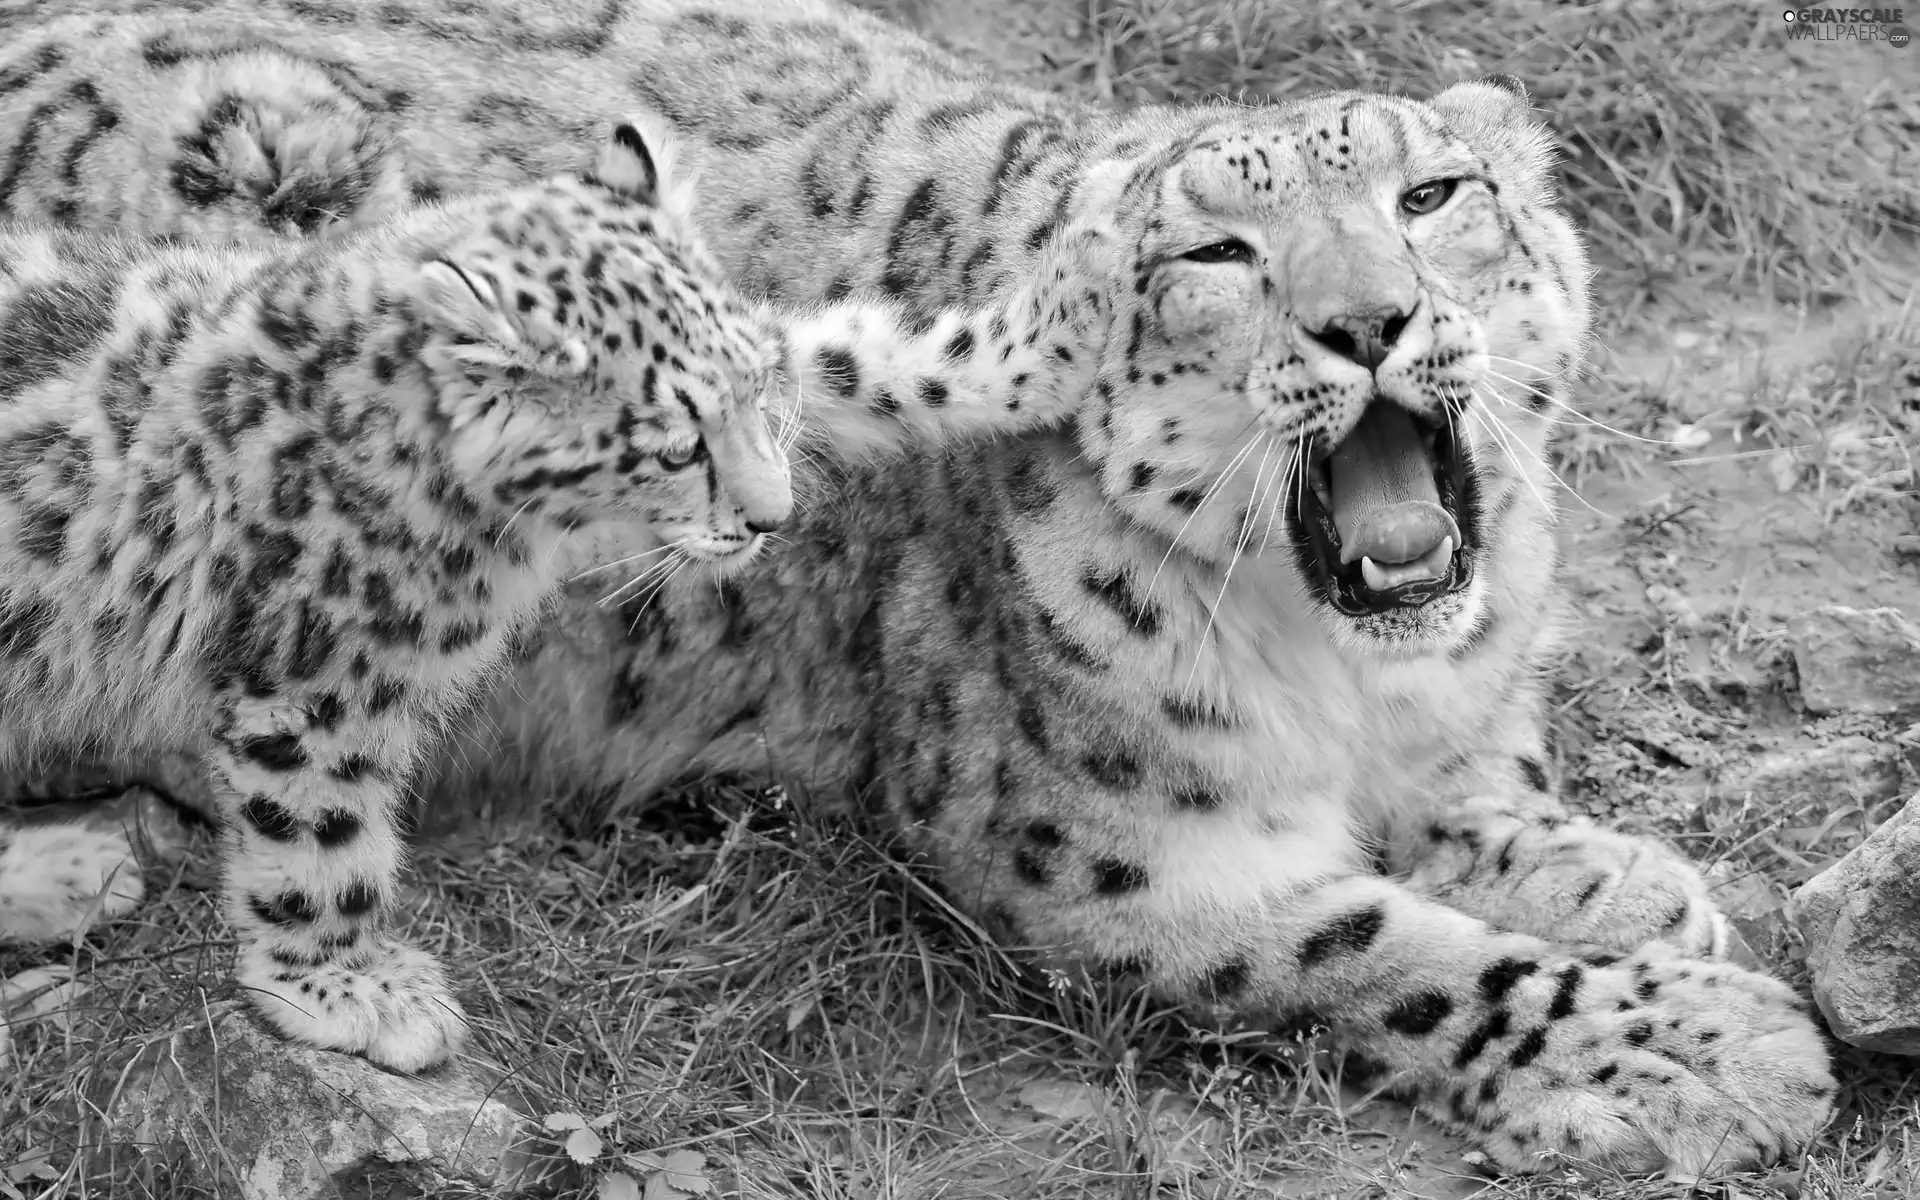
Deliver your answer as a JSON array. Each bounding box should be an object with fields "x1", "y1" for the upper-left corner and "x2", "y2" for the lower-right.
[{"x1": 1359, "y1": 536, "x2": 1455, "y2": 592}]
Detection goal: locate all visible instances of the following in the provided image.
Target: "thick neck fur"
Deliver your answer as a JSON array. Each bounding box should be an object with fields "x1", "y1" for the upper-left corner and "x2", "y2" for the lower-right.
[{"x1": 1012, "y1": 432, "x2": 1552, "y2": 839}]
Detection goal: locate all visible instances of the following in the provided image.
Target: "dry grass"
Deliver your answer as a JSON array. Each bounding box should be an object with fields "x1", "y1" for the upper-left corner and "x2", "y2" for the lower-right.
[
  {"x1": 9, "y1": 0, "x2": 1920, "y2": 1198},
  {"x1": 3, "y1": 792, "x2": 1489, "y2": 1199}
]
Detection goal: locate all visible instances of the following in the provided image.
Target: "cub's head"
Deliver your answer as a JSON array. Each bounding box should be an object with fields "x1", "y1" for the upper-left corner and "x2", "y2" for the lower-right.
[
  {"x1": 409, "y1": 116, "x2": 791, "y2": 570},
  {"x1": 1077, "y1": 78, "x2": 1590, "y2": 655}
]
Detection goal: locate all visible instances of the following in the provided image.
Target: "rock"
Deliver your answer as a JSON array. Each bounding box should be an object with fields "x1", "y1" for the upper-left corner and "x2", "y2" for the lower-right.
[
  {"x1": 1791, "y1": 795, "x2": 1920, "y2": 1054},
  {"x1": 100, "y1": 1003, "x2": 545, "y2": 1197},
  {"x1": 1713, "y1": 735, "x2": 1909, "y2": 810},
  {"x1": 1789, "y1": 605, "x2": 1920, "y2": 715}
]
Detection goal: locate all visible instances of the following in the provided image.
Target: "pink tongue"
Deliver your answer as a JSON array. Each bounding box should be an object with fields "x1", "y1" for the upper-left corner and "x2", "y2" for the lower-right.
[{"x1": 1327, "y1": 405, "x2": 1457, "y2": 568}]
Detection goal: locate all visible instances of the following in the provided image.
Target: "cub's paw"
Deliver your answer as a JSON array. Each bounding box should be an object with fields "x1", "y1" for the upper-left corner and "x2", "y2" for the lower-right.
[
  {"x1": 0, "y1": 823, "x2": 146, "y2": 944},
  {"x1": 1412, "y1": 815, "x2": 1726, "y2": 957},
  {"x1": 241, "y1": 938, "x2": 468, "y2": 1072},
  {"x1": 1433, "y1": 949, "x2": 1834, "y2": 1177}
]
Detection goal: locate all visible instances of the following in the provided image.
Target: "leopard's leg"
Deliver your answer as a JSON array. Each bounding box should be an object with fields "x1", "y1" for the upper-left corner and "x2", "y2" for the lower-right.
[
  {"x1": 1383, "y1": 666, "x2": 1727, "y2": 958},
  {"x1": 209, "y1": 687, "x2": 464, "y2": 1072},
  {"x1": 985, "y1": 853, "x2": 1832, "y2": 1175}
]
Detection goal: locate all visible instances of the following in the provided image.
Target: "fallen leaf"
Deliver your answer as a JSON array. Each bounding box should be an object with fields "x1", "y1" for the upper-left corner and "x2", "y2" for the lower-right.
[
  {"x1": 1667, "y1": 422, "x2": 1712, "y2": 451},
  {"x1": 599, "y1": 1173, "x2": 643, "y2": 1200},
  {"x1": 1769, "y1": 448, "x2": 1801, "y2": 493},
  {"x1": 623, "y1": 1149, "x2": 712, "y2": 1198},
  {"x1": 659, "y1": 1149, "x2": 710, "y2": 1192},
  {"x1": 1018, "y1": 1078, "x2": 1108, "y2": 1122},
  {"x1": 785, "y1": 996, "x2": 814, "y2": 1032},
  {"x1": 3, "y1": 1146, "x2": 59, "y2": 1186},
  {"x1": 566, "y1": 1126, "x2": 605, "y2": 1165}
]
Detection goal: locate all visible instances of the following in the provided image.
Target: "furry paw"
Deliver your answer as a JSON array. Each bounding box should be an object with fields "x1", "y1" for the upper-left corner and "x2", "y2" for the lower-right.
[
  {"x1": 1431, "y1": 947, "x2": 1834, "y2": 1176},
  {"x1": 240, "y1": 938, "x2": 468, "y2": 1072},
  {"x1": 1410, "y1": 814, "x2": 1725, "y2": 956},
  {"x1": 0, "y1": 823, "x2": 146, "y2": 944}
]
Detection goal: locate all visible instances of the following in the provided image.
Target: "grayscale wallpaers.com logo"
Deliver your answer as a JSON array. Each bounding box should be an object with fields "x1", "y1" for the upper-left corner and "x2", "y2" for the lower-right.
[{"x1": 1783, "y1": 7, "x2": 1912, "y2": 46}]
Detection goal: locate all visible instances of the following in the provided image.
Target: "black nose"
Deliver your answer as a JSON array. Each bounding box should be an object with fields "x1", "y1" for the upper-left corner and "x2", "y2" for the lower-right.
[{"x1": 1307, "y1": 306, "x2": 1412, "y2": 371}]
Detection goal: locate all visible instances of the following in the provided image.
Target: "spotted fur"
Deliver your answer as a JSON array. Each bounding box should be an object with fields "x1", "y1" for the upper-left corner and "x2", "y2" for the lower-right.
[
  {"x1": 0, "y1": 0, "x2": 1834, "y2": 1173},
  {"x1": 0, "y1": 112, "x2": 1104, "y2": 1068}
]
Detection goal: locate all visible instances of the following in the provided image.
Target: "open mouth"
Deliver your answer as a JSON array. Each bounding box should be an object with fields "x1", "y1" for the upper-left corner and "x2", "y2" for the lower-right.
[{"x1": 1288, "y1": 399, "x2": 1479, "y2": 617}]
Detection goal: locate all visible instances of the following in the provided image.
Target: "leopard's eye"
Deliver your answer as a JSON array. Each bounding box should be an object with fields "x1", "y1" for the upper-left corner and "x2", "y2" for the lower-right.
[
  {"x1": 658, "y1": 441, "x2": 701, "y2": 470},
  {"x1": 1180, "y1": 238, "x2": 1256, "y2": 265},
  {"x1": 1400, "y1": 179, "x2": 1460, "y2": 216}
]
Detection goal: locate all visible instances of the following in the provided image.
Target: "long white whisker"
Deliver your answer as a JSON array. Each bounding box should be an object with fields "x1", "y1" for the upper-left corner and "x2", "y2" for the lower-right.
[
  {"x1": 1141, "y1": 418, "x2": 1268, "y2": 607},
  {"x1": 1473, "y1": 390, "x2": 1616, "y2": 522},
  {"x1": 496, "y1": 496, "x2": 538, "y2": 547},
  {"x1": 776, "y1": 379, "x2": 810, "y2": 455},
  {"x1": 1240, "y1": 433, "x2": 1280, "y2": 558},
  {"x1": 622, "y1": 557, "x2": 691, "y2": 633},
  {"x1": 1186, "y1": 431, "x2": 1271, "y2": 691},
  {"x1": 1479, "y1": 363, "x2": 1672, "y2": 448},
  {"x1": 629, "y1": 560, "x2": 686, "y2": 614},
  {"x1": 600, "y1": 549, "x2": 685, "y2": 608},
  {"x1": 1471, "y1": 381, "x2": 1616, "y2": 508},
  {"x1": 1263, "y1": 434, "x2": 1300, "y2": 553},
  {"x1": 1465, "y1": 397, "x2": 1562, "y2": 521},
  {"x1": 567, "y1": 542, "x2": 681, "y2": 584}
]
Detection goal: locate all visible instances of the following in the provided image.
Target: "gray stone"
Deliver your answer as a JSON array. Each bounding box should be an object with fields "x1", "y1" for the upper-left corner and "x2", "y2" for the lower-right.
[
  {"x1": 1790, "y1": 605, "x2": 1920, "y2": 715},
  {"x1": 1791, "y1": 794, "x2": 1920, "y2": 1054},
  {"x1": 1713, "y1": 734, "x2": 1909, "y2": 810},
  {"x1": 100, "y1": 1002, "x2": 545, "y2": 1197}
]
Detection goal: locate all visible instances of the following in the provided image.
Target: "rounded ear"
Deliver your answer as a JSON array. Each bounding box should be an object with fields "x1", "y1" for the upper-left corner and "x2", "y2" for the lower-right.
[
  {"x1": 1427, "y1": 77, "x2": 1558, "y2": 197},
  {"x1": 1429, "y1": 77, "x2": 1537, "y2": 128},
  {"x1": 1479, "y1": 73, "x2": 1530, "y2": 103},
  {"x1": 593, "y1": 111, "x2": 696, "y2": 221},
  {"x1": 597, "y1": 123, "x2": 663, "y2": 204}
]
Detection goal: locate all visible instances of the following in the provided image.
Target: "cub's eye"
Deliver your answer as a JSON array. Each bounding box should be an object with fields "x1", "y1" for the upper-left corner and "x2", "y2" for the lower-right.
[
  {"x1": 1180, "y1": 238, "x2": 1256, "y2": 265},
  {"x1": 658, "y1": 441, "x2": 701, "y2": 470},
  {"x1": 1400, "y1": 179, "x2": 1460, "y2": 216}
]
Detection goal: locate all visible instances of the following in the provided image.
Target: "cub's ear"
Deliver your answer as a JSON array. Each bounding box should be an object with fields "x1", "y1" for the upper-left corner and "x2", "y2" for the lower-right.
[
  {"x1": 597, "y1": 122, "x2": 663, "y2": 204},
  {"x1": 593, "y1": 111, "x2": 696, "y2": 221}
]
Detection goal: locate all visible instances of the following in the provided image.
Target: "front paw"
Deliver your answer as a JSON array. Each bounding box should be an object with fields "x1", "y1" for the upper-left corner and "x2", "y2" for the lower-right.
[
  {"x1": 1431, "y1": 948, "x2": 1834, "y2": 1177},
  {"x1": 1412, "y1": 816, "x2": 1727, "y2": 957},
  {"x1": 241, "y1": 938, "x2": 468, "y2": 1072}
]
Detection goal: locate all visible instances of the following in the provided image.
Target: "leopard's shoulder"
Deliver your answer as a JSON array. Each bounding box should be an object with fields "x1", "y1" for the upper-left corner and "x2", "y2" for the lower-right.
[{"x1": 0, "y1": 0, "x2": 1046, "y2": 282}]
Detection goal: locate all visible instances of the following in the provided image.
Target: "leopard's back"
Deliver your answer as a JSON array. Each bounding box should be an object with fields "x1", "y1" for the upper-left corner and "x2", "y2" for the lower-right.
[{"x1": 1, "y1": 0, "x2": 1081, "y2": 309}]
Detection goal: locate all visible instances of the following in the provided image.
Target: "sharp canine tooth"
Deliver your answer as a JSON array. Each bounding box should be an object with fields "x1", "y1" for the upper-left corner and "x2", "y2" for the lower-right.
[
  {"x1": 1357, "y1": 537, "x2": 1456, "y2": 593},
  {"x1": 1361, "y1": 556, "x2": 1389, "y2": 592}
]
